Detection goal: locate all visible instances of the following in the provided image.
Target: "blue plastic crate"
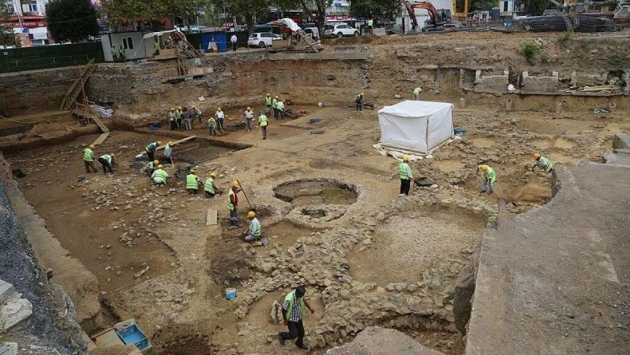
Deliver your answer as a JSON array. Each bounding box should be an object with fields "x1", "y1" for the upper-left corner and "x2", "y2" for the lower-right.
[{"x1": 117, "y1": 324, "x2": 150, "y2": 352}]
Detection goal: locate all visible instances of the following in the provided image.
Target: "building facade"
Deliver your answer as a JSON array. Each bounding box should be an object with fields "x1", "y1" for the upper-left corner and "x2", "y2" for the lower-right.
[{"x1": 4, "y1": 0, "x2": 50, "y2": 46}]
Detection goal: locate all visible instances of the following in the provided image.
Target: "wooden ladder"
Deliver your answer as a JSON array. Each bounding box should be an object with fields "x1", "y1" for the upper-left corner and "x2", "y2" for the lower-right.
[
  {"x1": 296, "y1": 29, "x2": 322, "y2": 52},
  {"x1": 60, "y1": 59, "x2": 96, "y2": 111}
]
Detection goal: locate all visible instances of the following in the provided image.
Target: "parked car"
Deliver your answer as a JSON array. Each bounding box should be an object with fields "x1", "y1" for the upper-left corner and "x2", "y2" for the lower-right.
[
  {"x1": 324, "y1": 23, "x2": 359, "y2": 38},
  {"x1": 247, "y1": 32, "x2": 282, "y2": 48}
]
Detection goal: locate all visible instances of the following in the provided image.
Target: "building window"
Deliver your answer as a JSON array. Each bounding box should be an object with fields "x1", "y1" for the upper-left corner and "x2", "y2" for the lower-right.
[
  {"x1": 22, "y1": 1, "x2": 38, "y2": 14},
  {"x1": 503, "y1": 1, "x2": 508, "y2": 11},
  {"x1": 122, "y1": 37, "x2": 134, "y2": 50}
]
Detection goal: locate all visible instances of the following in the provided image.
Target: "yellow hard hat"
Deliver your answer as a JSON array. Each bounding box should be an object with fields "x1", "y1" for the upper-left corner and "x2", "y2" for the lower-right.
[
  {"x1": 481, "y1": 165, "x2": 489, "y2": 172},
  {"x1": 361, "y1": 92, "x2": 364, "y2": 95},
  {"x1": 168, "y1": 141, "x2": 173, "y2": 146},
  {"x1": 157, "y1": 141, "x2": 162, "y2": 145},
  {"x1": 170, "y1": 107, "x2": 174, "y2": 111},
  {"x1": 192, "y1": 105, "x2": 196, "y2": 108},
  {"x1": 157, "y1": 164, "x2": 163, "y2": 169},
  {"x1": 275, "y1": 96, "x2": 278, "y2": 99},
  {"x1": 89, "y1": 144, "x2": 95, "y2": 149},
  {"x1": 190, "y1": 170, "x2": 195, "y2": 174},
  {"x1": 533, "y1": 153, "x2": 541, "y2": 160},
  {"x1": 232, "y1": 181, "x2": 240, "y2": 187},
  {"x1": 247, "y1": 211, "x2": 256, "y2": 218},
  {"x1": 110, "y1": 153, "x2": 115, "y2": 157},
  {"x1": 210, "y1": 172, "x2": 216, "y2": 178},
  {"x1": 217, "y1": 107, "x2": 221, "y2": 110},
  {"x1": 402, "y1": 155, "x2": 409, "y2": 162},
  {"x1": 178, "y1": 106, "x2": 182, "y2": 110},
  {"x1": 247, "y1": 107, "x2": 251, "y2": 110},
  {"x1": 267, "y1": 93, "x2": 270, "y2": 96},
  {"x1": 153, "y1": 160, "x2": 159, "y2": 165}
]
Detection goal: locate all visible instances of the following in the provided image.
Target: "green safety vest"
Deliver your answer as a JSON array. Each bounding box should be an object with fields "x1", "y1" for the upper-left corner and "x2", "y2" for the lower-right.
[
  {"x1": 83, "y1": 148, "x2": 94, "y2": 162},
  {"x1": 399, "y1": 162, "x2": 410, "y2": 180},
  {"x1": 168, "y1": 111, "x2": 175, "y2": 121},
  {"x1": 204, "y1": 178, "x2": 215, "y2": 193},
  {"x1": 249, "y1": 217, "x2": 261, "y2": 237},
  {"x1": 153, "y1": 169, "x2": 167, "y2": 183},
  {"x1": 146, "y1": 142, "x2": 157, "y2": 152},
  {"x1": 154, "y1": 40, "x2": 160, "y2": 49},
  {"x1": 186, "y1": 174, "x2": 199, "y2": 190},
  {"x1": 118, "y1": 47, "x2": 124, "y2": 55},
  {"x1": 227, "y1": 188, "x2": 235, "y2": 210},
  {"x1": 259, "y1": 115, "x2": 268, "y2": 127},
  {"x1": 414, "y1": 87, "x2": 421, "y2": 94},
  {"x1": 194, "y1": 107, "x2": 201, "y2": 116},
  {"x1": 367, "y1": 19, "x2": 373, "y2": 26},
  {"x1": 176, "y1": 110, "x2": 182, "y2": 119},
  {"x1": 284, "y1": 291, "x2": 306, "y2": 320},
  {"x1": 110, "y1": 46, "x2": 116, "y2": 55},
  {"x1": 100, "y1": 154, "x2": 112, "y2": 164},
  {"x1": 207, "y1": 118, "x2": 216, "y2": 128},
  {"x1": 538, "y1": 157, "x2": 553, "y2": 172},
  {"x1": 483, "y1": 167, "x2": 496, "y2": 184},
  {"x1": 265, "y1": 96, "x2": 272, "y2": 106},
  {"x1": 272, "y1": 98, "x2": 278, "y2": 108}
]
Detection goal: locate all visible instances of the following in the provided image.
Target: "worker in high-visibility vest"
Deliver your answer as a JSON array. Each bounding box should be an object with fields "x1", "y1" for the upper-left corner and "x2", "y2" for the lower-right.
[
  {"x1": 110, "y1": 45, "x2": 118, "y2": 62},
  {"x1": 82, "y1": 144, "x2": 98, "y2": 173},
  {"x1": 398, "y1": 155, "x2": 413, "y2": 197},
  {"x1": 265, "y1": 93, "x2": 273, "y2": 113},
  {"x1": 118, "y1": 45, "x2": 125, "y2": 61},
  {"x1": 175, "y1": 107, "x2": 182, "y2": 129},
  {"x1": 193, "y1": 105, "x2": 202, "y2": 124},
  {"x1": 531, "y1": 153, "x2": 554, "y2": 174},
  {"x1": 151, "y1": 165, "x2": 168, "y2": 185},
  {"x1": 207, "y1": 116, "x2": 218, "y2": 136},
  {"x1": 478, "y1": 165, "x2": 496, "y2": 194},
  {"x1": 153, "y1": 36, "x2": 160, "y2": 56},
  {"x1": 355, "y1": 93, "x2": 364, "y2": 111},
  {"x1": 164, "y1": 141, "x2": 173, "y2": 164},
  {"x1": 413, "y1": 87, "x2": 422, "y2": 100},
  {"x1": 258, "y1": 111, "x2": 268, "y2": 140},
  {"x1": 144, "y1": 159, "x2": 160, "y2": 176},
  {"x1": 277, "y1": 286, "x2": 314, "y2": 350},
  {"x1": 185, "y1": 170, "x2": 202, "y2": 194},
  {"x1": 243, "y1": 211, "x2": 262, "y2": 242},
  {"x1": 168, "y1": 108, "x2": 176, "y2": 130},
  {"x1": 98, "y1": 153, "x2": 115, "y2": 174},
  {"x1": 145, "y1": 141, "x2": 162, "y2": 162},
  {"x1": 204, "y1": 172, "x2": 219, "y2": 197},
  {"x1": 227, "y1": 181, "x2": 242, "y2": 227},
  {"x1": 272, "y1": 96, "x2": 279, "y2": 119},
  {"x1": 276, "y1": 99, "x2": 285, "y2": 120}
]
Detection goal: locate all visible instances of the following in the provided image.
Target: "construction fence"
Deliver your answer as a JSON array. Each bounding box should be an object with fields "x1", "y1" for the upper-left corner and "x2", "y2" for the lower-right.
[{"x1": 0, "y1": 42, "x2": 104, "y2": 74}]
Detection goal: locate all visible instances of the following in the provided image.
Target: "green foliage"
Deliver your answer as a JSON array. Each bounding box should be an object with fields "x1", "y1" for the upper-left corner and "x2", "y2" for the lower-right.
[
  {"x1": 100, "y1": 0, "x2": 204, "y2": 30},
  {"x1": 46, "y1": 0, "x2": 99, "y2": 43},
  {"x1": 540, "y1": 53, "x2": 549, "y2": 64},
  {"x1": 556, "y1": 31, "x2": 572, "y2": 48},
  {"x1": 522, "y1": 42, "x2": 539, "y2": 65},
  {"x1": 579, "y1": 41, "x2": 589, "y2": 51},
  {"x1": 0, "y1": 3, "x2": 17, "y2": 47},
  {"x1": 350, "y1": 0, "x2": 403, "y2": 24}
]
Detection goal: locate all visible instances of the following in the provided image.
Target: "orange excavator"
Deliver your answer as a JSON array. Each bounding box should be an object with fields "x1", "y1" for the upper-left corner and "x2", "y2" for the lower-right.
[{"x1": 405, "y1": 1, "x2": 451, "y2": 31}]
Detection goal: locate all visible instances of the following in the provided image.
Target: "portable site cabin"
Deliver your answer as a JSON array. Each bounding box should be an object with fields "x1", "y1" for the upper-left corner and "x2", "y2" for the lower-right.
[
  {"x1": 101, "y1": 31, "x2": 154, "y2": 62},
  {"x1": 378, "y1": 100, "x2": 454, "y2": 154}
]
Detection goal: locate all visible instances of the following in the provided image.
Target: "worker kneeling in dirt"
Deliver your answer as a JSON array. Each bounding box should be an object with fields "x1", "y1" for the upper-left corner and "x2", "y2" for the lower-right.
[
  {"x1": 98, "y1": 153, "x2": 115, "y2": 174},
  {"x1": 151, "y1": 165, "x2": 168, "y2": 186},
  {"x1": 478, "y1": 165, "x2": 496, "y2": 194},
  {"x1": 186, "y1": 170, "x2": 202, "y2": 194},
  {"x1": 145, "y1": 159, "x2": 160, "y2": 176},
  {"x1": 204, "y1": 172, "x2": 220, "y2": 197},
  {"x1": 532, "y1": 153, "x2": 554, "y2": 174},
  {"x1": 243, "y1": 211, "x2": 261, "y2": 242}
]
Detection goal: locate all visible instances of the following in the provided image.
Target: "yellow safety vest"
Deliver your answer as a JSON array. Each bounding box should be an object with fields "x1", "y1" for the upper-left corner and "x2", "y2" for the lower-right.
[
  {"x1": 204, "y1": 178, "x2": 215, "y2": 193},
  {"x1": 259, "y1": 115, "x2": 268, "y2": 127},
  {"x1": 83, "y1": 148, "x2": 93, "y2": 162},
  {"x1": 186, "y1": 174, "x2": 199, "y2": 190}
]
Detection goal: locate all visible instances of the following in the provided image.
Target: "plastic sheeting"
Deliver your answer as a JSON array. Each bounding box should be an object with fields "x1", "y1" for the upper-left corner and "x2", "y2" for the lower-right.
[
  {"x1": 267, "y1": 18, "x2": 301, "y2": 32},
  {"x1": 378, "y1": 100, "x2": 453, "y2": 153}
]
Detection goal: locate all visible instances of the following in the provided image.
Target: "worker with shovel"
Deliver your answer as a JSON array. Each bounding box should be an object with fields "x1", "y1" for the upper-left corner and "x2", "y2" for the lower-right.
[
  {"x1": 398, "y1": 155, "x2": 413, "y2": 197},
  {"x1": 82, "y1": 144, "x2": 98, "y2": 173},
  {"x1": 531, "y1": 153, "x2": 554, "y2": 174},
  {"x1": 227, "y1": 181, "x2": 243, "y2": 227},
  {"x1": 478, "y1": 165, "x2": 496, "y2": 194}
]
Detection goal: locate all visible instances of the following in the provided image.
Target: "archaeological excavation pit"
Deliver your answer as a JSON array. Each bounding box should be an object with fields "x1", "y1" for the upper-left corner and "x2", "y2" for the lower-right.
[
  {"x1": 273, "y1": 178, "x2": 358, "y2": 221},
  {"x1": 348, "y1": 207, "x2": 488, "y2": 286}
]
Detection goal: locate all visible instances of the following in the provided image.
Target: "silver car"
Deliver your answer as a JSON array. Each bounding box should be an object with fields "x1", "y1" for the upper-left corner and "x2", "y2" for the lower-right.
[{"x1": 247, "y1": 32, "x2": 282, "y2": 48}]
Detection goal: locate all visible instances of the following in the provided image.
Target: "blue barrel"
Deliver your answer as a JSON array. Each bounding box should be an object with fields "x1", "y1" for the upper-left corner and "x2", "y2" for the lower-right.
[{"x1": 200, "y1": 33, "x2": 228, "y2": 53}]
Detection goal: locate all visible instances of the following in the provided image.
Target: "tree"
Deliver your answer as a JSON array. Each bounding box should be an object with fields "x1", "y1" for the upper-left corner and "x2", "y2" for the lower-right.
[
  {"x1": 47, "y1": 0, "x2": 99, "y2": 42},
  {"x1": 350, "y1": 0, "x2": 403, "y2": 25},
  {"x1": 100, "y1": 0, "x2": 204, "y2": 31},
  {"x1": 208, "y1": 0, "x2": 270, "y2": 34},
  {"x1": 0, "y1": 3, "x2": 17, "y2": 47}
]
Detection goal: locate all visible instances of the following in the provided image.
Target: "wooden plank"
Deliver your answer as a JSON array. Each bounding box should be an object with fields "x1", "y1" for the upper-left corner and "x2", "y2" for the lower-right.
[
  {"x1": 206, "y1": 208, "x2": 218, "y2": 226},
  {"x1": 155, "y1": 136, "x2": 196, "y2": 151},
  {"x1": 92, "y1": 132, "x2": 110, "y2": 146},
  {"x1": 92, "y1": 116, "x2": 110, "y2": 133}
]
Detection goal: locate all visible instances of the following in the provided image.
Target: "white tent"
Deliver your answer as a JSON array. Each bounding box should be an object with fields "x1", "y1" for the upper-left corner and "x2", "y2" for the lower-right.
[{"x1": 378, "y1": 100, "x2": 454, "y2": 154}]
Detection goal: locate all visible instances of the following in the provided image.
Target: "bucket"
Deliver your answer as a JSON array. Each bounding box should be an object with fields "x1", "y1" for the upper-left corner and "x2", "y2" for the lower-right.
[{"x1": 225, "y1": 288, "x2": 236, "y2": 300}]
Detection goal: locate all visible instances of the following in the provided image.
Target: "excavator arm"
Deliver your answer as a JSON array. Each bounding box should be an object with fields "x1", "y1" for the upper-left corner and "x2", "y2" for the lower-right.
[{"x1": 405, "y1": 1, "x2": 439, "y2": 30}]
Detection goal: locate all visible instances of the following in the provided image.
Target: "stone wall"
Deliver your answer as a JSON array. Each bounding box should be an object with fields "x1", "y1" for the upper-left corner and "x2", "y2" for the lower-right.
[{"x1": 520, "y1": 71, "x2": 559, "y2": 93}]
